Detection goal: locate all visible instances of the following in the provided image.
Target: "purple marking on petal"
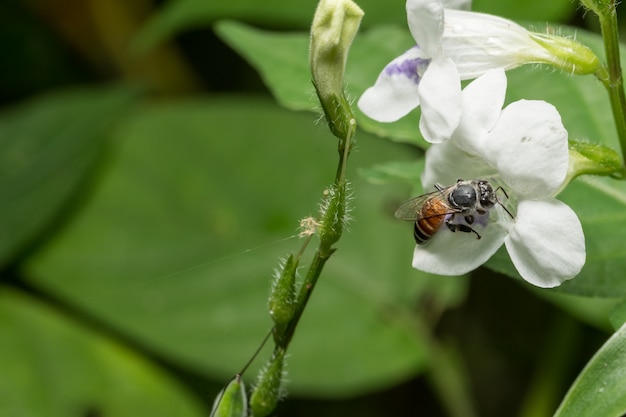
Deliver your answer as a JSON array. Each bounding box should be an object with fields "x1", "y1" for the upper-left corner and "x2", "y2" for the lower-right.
[{"x1": 384, "y1": 52, "x2": 430, "y2": 85}]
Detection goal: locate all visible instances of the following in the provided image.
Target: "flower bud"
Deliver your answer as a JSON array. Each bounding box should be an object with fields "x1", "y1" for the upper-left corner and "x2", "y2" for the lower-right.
[
  {"x1": 210, "y1": 375, "x2": 247, "y2": 417},
  {"x1": 310, "y1": 0, "x2": 363, "y2": 139},
  {"x1": 268, "y1": 255, "x2": 297, "y2": 325},
  {"x1": 249, "y1": 349, "x2": 286, "y2": 417}
]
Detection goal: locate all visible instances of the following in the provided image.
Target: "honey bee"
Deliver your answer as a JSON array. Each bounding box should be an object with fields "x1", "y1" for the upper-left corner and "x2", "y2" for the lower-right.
[{"x1": 395, "y1": 179, "x2": 514, "y2": 244}]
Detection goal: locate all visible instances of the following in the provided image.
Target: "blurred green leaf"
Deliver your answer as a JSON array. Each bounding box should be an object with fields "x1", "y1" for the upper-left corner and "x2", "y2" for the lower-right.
[
  {"x1": 609, "y1": 299, "x2": 626, "y2": 330},
  {"x1": 24, "y1": 96, "x2": 462, "y2": 396},
  {"x1": 553, "y1": 322, "x2": 626, "y2": 417},
  {"x1": 472, "y1": 0, "x2": 574, "y2": 21},
  {"x1": 0, "y1": 86, "x2": 136, "y2": 268},
  {"x1": 358, "y1": 159, "x2": 424, "y2": 187},
  {"x1": 214, "y1": 21, "x2": 312, "y2": 111},
  {"x1": 0, "y1": 288, "x2": 204, "y2": 417},
  {"x1": 215, "y1": 21, "x2": 424, "y2": 146},
  {"x1": 135, "y1": 0, "x2": 407, "y2": 50}
]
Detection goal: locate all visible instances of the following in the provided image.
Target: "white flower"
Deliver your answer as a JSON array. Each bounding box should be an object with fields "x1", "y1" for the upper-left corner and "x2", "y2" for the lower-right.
[
  {"x1": 413, "y1": 69, "x2": 586, "y2": 288},
  {"x1": 357, "y1": 0, "x2": 595, "y2": 143}
]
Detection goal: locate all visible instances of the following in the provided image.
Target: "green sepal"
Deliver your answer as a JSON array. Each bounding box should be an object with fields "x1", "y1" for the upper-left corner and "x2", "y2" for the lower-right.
[
  {"x1": 210, "y1": 374, "x2": 248, "y2": 417},
  {"x1": 268, "y1": 254, "x2": 298, "y2": 325},
  {"x1": 249, "y1": 349, "x2": 286, "y2": 417},
  {"x1": 529, "y1": 33, "x2": 601, "y2": 76},
  {"x1": 567, "y1": 140, "x2": 623, "y2": 180}
]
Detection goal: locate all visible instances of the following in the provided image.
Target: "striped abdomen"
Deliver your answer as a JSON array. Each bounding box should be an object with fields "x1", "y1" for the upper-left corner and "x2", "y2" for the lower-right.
[{"x1": 414, "y1": 197, "x2": 450, "y2": 244}]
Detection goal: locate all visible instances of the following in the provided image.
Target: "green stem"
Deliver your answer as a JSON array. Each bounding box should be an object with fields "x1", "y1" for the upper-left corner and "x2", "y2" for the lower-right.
[
  {"x1": 273, "y1": 118, "x2": 355, "y2": 351},
  {"x1": 597, "y1": 8, "x2": 626, "y2": 162}
]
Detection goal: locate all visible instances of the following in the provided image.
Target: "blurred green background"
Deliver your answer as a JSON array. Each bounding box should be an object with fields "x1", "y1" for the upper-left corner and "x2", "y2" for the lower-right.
[{"x1": 0, "y1": 0, "x2": 624, "y2": 416}]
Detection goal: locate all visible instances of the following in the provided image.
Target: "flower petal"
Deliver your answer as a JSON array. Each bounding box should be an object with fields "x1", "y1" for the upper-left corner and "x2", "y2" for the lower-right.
[
  {"x1": 357, "y1": 47, "x2": 429, "y2": 122},
  {"x1": 412, "y1": 211, "x2": 508, "y2": 275},
  {"x1": 454, "y1": 69, "x2": 507, "y2": 151},
  {"x1": 443, "y1": 9, "x2": 544, "y2": 78},
  {"x1": 422, "y1": 140, "x2": 497, "y2": 190},
  {"x1": 479, "y1": 100, "x2": 569, "y2": 198},
  {"x1": 505, "y1": 199, "x2": 585, "y2": 288},
  {"x1": 407, "y1": 0, "x2": 444, "y2": 57},
  {"x1": 418, "y1": 57, "x2": 462, "y2": 143}
]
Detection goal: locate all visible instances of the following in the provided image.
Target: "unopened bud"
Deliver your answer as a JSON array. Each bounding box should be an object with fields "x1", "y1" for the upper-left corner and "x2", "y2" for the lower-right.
[{"x1": 310, "y1": 0, "x2": 363, "y2": 139}]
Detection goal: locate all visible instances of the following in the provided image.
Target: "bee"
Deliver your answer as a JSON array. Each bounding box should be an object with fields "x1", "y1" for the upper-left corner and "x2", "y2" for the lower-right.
[{"x1": 394, "y1": 179, "x2": 514, "y2": 245}]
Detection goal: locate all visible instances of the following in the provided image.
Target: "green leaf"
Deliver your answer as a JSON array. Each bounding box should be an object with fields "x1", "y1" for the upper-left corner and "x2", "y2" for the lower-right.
[
  {"x1": 358, "y1": 159, "x2": 425, "y2": 187},
  {"x1": 0, "y1": 86, "x2": 136, "y2": 268},
  {"x1": 0, "y1": 288, "x2": 204, "y2": 417},
  {"x1": 554, "y1": 322, "x2": 626, "y2": 417},
  {"x1": 214, "y1": 20, "x2": 312, "y2": 112},
  {"x1": 134, "y1": 0, "x2": 407, "y2": 50},
  {"x1": 609, "y1": 299, "x2": 626, "y2": 330},
  {"x1": 215, "y1": 21, "x2": 424, "y2": 146},
  {"x1": 472, "y1": 0, "x2": 574, "y2": 21},
  {"x1": 24, "y1": 96, "x2": 463, "y2": 396}
]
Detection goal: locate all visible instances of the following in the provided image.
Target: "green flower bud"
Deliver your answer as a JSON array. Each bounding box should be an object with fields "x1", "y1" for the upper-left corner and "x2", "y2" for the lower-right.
[
  {"x1": 210, "y1": 375, "x2": 247, "y2": 417},
  {"x1": 268, "y1": 254, "x2": 298, "y2": 325},
  {"x1": 250, "y1": 349, "x2": 286, "y2": 417},
  {"x1": 310, "y1": 0, "x2": 363, "y2": 139},
  {"x1": 528, "y1": 33, "x2": 602, "y2": 76}
]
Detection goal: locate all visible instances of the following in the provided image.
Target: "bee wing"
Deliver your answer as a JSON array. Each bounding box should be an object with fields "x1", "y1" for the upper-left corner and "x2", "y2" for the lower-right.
[{"x1": 394, "y1": 187, "x2": 451, "y2": 221}]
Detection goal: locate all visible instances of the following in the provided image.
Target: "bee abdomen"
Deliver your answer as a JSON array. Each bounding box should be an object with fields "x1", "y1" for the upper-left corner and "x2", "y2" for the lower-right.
[{"x1": 414, "y1": 199, "x2": 448, "y2": 244}]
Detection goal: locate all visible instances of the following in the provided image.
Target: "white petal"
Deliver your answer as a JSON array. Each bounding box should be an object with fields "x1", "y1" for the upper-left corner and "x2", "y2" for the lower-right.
[
  {"x1": 422, "y1": 141, "x2": 496, "y2": 190},
  {"x1": 454, "y1": 69, "x2": 507, "y2": 153},
  {"x1": 407, "y1": 0, "x2": 444, "y2": 57},
  {"x1": 418, "y1": 58, "x2": 461, "y2": 143},
  {"x1": 480, "y1": 100, "x2": 569, "y2": 199},
  {"x1": 505, "y1": 199, "x2": 585, "y2": 288},
  {"x1": 357, "y1": 47, "x2": 429, "y2": 122},
  {"x1": 443, "y1": 10, "x2": 543, "y2": 79},
  {"x1": 412, "y1": 212, "x2": 508, "y2": 275}
]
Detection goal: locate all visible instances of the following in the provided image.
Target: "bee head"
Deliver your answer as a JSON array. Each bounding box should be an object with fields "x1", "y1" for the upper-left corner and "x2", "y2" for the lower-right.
[{"x1": 476, "y1": 179, "x2": 496, "y2": 208}]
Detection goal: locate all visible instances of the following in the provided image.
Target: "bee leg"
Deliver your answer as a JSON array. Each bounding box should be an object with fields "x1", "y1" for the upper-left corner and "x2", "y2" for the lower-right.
[
  {"x1": 464, "y1": 214, "x2": 474, "y2": 225},
  {"x1": 445, "y1": 221, "x2": 482, "y2": 240}
]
